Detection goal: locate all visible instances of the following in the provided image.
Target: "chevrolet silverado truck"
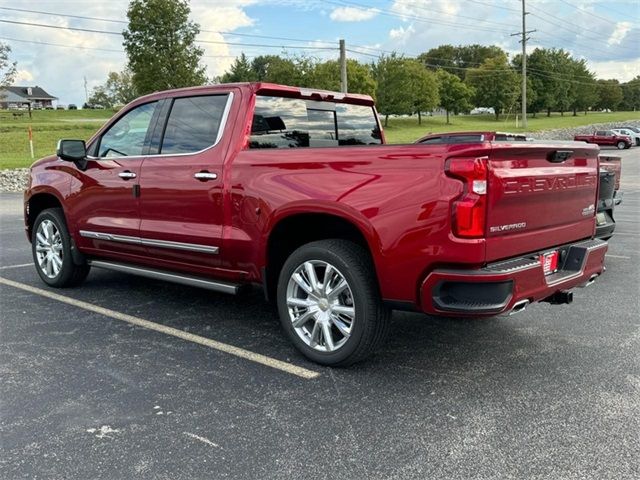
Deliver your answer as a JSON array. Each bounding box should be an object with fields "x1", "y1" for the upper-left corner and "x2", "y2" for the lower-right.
[
  {"x1": 574, "y1": 130, "x2": 632, "y2": 149},
  {"x1": 24, "y1": 83, "x2": 607, "y2": 366}
]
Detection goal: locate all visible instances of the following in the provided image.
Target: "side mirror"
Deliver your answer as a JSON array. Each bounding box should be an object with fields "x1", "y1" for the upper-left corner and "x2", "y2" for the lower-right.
[
  {"x1": 57, "y1": 139, "x2": 88, "y2": 170},
  {"x1": 57, "y1": 139, "x2": 87, "y2": 161}
]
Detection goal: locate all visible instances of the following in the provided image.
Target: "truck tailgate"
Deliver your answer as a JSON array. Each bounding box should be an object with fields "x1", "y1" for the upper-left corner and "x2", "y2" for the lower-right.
[{"x1": 485, "y1": 142, "x2": 599, "y2": 262}]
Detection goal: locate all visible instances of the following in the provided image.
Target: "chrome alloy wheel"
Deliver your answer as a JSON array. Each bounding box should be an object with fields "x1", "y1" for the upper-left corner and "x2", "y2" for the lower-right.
[
  {"x1": 35, "y1": 219, "x2": 63, "y2": 278},
  {"x1": 286, "y1": 260, "x2": 355, "y2": 352}
]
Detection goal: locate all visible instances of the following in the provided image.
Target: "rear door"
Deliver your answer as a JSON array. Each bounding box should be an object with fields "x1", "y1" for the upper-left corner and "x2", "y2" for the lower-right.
[
  {"x1": 137, "y1": 92, "x2": 234, "y2": 270},
  {"x1": 595, "y1": 130, "x2": 613, "y2": 145},
  {"x1": 484, "y1": 142, "x2": 599, "y2": 261}
]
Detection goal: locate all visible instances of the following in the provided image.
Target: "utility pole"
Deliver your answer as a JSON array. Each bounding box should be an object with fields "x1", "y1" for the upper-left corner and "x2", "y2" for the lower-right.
[
  {"x1": 511, "y1": 1, "x2": 535, "y2": 130},
  {"x1": 339, "y1": 39, "x2": 347, "y2": 93},
  {"x1": 84, "y1": 76, "x2": 88, "y2": 104}
]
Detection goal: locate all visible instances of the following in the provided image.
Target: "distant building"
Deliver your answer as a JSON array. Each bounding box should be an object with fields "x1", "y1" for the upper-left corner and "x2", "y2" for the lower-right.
[{"x1": 0, "y1": 86, "x2": 58, "y2": 109}]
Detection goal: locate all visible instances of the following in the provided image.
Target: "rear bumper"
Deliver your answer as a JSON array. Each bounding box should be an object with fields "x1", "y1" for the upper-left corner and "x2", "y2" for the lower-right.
[{"x1": 420, "y1": 238, "x2": 607, "y2": 316}]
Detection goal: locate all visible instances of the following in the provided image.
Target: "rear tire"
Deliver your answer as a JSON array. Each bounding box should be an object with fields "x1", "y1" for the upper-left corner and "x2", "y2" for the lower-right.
[
  {"x1": 32, "y1": 208, "x2": 90, "y2": 287},
  {"x1": 277, "y1": 239, "x2": 390, "y2": 366},
  {"x1": 616, "y1": 141, "x2": 626, "y2": 150}
]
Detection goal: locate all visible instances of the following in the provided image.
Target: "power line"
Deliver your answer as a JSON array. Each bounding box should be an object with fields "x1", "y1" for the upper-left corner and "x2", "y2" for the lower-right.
[
  {"x1": 321, "y1": 0, "x2": 514, "y2": 34},
  {"x1": 527, "y1": 8, "x2": 635, "y2": 51},
  {"x1": 0, "y1": 19, "x2": 339, "y2": 51},
  {"x1": 463, "y1": 0, "x2": 520, "y2": 13},
  {"x1": 389, "y1": 0, "x2": 519, "y2": 30},
  {"x1": 0, "y1": 36, "x2": 124, "y2": 53},
  {"x1": 0, "y1": 36, "x2": 251, "y2": 59},
  {"x1": 0, "y1": 6, "x2": 337, "y2": 47},
  {"x1": 555, "y1": 0, "x2": 622, "y2": 26}
]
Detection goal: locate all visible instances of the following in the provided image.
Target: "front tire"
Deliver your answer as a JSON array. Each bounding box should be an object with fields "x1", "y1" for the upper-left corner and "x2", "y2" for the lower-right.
[
  {"x1": 32, "y1": 208, "x2": 90, "y2": 287},
  {"x1": 277, "y1": 239, "x2": 390, "y2": 366},
  {"x1": 617, "y1": 141, "x2": 626, "y2": 150}
]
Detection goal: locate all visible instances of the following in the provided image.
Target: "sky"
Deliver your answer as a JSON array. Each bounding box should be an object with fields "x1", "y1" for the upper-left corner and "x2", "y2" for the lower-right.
[{"x1": 1, "y1": 0, "x2": 638, "y2": 106}]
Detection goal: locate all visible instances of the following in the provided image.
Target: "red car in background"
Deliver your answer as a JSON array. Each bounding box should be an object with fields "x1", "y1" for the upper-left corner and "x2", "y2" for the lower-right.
[{"x1": 574, "y1": 130, "x2": 632, "y2": 149}]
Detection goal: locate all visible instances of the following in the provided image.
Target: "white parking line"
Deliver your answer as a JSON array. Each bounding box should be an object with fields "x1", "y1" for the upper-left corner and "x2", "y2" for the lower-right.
[
  {"x1": 0, "y1": 263, "x2": 33, "y2": 270},
  {"x1": 606, "y1": 254, "x2": 631, "y2": 259},
  {"x1": 0, "y1": 277, "x2": 320, "y2": 380}
]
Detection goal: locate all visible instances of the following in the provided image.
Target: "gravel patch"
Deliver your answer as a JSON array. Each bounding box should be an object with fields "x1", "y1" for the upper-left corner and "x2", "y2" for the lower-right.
[
  {"x1": 0, "y1": 168, "x2": 29, "y2": 193},
  {"x1": 2, "y1": 120, "x2": 639, "y2": 192},
  {"x1": 531, "y1": 119, "x2": 640, "y2": 140}
]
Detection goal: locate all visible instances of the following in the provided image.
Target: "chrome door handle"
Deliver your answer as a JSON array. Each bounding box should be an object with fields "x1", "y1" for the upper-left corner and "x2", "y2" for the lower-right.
[
  {"x1": 194, "y1": 171, "x2": 217, "y2": 181},
  {"x1": 118, "y1": 171, "x2": 137, "y2": 179}
]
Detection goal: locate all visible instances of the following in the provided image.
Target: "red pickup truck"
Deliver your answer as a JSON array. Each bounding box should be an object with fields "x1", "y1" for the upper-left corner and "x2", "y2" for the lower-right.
[
  {"x1": 25, "y1": 83, "x2": 607, "y2": 366},
  {"x1": 574, "y1": 130, "x2": 632, "y2": 149}
]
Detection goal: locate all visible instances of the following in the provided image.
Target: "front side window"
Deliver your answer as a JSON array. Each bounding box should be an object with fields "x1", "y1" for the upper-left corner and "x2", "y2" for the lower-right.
[
  {"x1": 160, "y1": 95, "x2": 229, "y2": 154},
  {"x1": 98, "y1": 102, "x2": 157, "y2": 157},
  {"x1": 249, "y1": 95, "x2": 381, "y2": 149}
]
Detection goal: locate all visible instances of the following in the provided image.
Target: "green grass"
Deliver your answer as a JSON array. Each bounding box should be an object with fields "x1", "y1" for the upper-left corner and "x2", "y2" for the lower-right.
[
  {"x1": 1, "y1": 109, "x2": 639, "y2": 169},
  {"x1": 0, "y1": 109, "x2": 112, "y2": 169},
  {"x1": 383, "y1": 111, "x2": 640, "y2": 144}
]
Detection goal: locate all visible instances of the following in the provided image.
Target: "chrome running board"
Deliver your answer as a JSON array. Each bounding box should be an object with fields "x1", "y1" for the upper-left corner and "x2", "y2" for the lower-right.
[{"x1": 88, "y1": 260, "x2": 241, "y2": 295}]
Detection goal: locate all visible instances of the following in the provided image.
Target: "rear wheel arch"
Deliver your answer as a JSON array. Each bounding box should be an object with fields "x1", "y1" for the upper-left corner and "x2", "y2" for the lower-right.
[{"x1": 264, "y1": 212, "x2": 380, "y2": 301}]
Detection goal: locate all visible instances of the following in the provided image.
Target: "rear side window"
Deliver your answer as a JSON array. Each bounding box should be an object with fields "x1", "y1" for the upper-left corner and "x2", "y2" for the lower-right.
[
  {"x1": 160, "y1": 95, "x2": 229, "y2": 154},
  {"x1": 595, "y1": 131, "x2": 607, "y2": 136},
  {"x1": 249, "y1": 95, "x2": 381, "y2": 149}
]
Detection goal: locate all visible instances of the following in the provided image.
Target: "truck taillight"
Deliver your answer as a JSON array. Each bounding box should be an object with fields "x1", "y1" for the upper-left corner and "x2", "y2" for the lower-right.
[{"x1": 446, "y1": 157, "x2": 488, "y2": 238}]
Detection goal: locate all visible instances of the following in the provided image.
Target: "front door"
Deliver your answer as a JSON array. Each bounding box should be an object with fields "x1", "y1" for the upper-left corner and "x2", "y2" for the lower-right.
[
  {"x1": 69, "y1": 101, "x2": 159, "y2": 259},
  {"x1": 137, "y1": 93, "x2": 233, "y2": 271}
]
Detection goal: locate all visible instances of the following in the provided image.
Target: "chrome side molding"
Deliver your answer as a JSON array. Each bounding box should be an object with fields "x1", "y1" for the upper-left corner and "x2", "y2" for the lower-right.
[
  {"x1": 79, "y1": 230, "x2": 219, "y2": 254},
  {"x1": 88, "y1": 260, "x2": 240, "y2": 294}
]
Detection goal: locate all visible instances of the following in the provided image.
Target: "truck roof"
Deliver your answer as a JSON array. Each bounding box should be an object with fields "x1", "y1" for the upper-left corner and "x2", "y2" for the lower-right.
[
  {"x1": 415, "y1": 131, "x2": 529, "y2": 144},
  {"x1": 133, "y1": 82, "x2": 375, "y2": 106}
]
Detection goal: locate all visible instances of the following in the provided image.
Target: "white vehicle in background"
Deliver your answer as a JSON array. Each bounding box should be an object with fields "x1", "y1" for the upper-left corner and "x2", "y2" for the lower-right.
[
  {"x1": 470, "y1": 107, "x2": 495, "y2": 115},
  {"x1": 612, "y1": 128, "x2": 640, "y2": 147}
]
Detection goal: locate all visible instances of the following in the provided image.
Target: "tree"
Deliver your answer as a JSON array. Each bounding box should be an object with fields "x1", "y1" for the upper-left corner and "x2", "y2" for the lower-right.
[
  {"x1": 465, "y1": 55, "x2": 519, "y2": 120},
  {"x1": 123, "y1": 0, "x2": 207, "y2": 95},
  {"x1": 310, "y1": 59, "x2": 377, "y2": 98},
  {"x1": 595, "y1": 79, "x2": 624, "y2": 111},
  {"x1": 436, "y1": 69, "x2": 474, "y2": 124},
  {"x1": 372, "y1": 54, "x2": 415, "y2": 126},
  {"x1": 418, "y1": 44, "x2": 506, "y2": 80},
  {"x1": 220, "y1": 53, "x2": 255, "y2": 83},
  {"x1": 88, "y1": 70, "x2": 137, "y2": 108},
  {"x1": 621, "y1": 76, "x2": 640, "y2": 111},
  {"x1": 548, "y1": 49, "x2": 575, "y2": 116},
  {"x1": 521, "y1": 48, "x2": 557, "y2": 117},
  {"x1": 404, "y1": 60, "x2": 439, "y2": 124},
  {"x1": 568, "y1": 59, "x2": 597, "y2": 115},
  {"x1": 246, "y1": 55, "x2": 309, "y2": 86},
  {"x1": 1, "y1": 42, "x2": 17, "y2": 88}
]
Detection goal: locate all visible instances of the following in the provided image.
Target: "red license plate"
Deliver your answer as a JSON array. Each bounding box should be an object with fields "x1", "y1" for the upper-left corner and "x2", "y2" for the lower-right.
[{"x1": 540, "y1": 250, "x2": 559, "y2": 275}]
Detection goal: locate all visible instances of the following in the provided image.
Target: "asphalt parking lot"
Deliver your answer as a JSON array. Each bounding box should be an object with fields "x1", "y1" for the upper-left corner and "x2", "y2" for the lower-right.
[{"x1": 1, "y1": 147, "x2": 639, "y2": 480}]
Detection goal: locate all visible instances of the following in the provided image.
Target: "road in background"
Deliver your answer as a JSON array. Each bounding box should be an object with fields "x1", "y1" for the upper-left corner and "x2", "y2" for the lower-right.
[{"x1": 1, "y1": 147, "x2": 638, "y2": 479}]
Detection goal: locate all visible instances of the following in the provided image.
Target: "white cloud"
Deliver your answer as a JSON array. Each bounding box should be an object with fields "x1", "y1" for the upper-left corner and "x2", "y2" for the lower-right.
[
  {"x1": 607, "y1": 21, "x2": 631, "y2": 46},
  {"x1": 190, "y1": 2, "x2": 257, "y2": 80},
  {"x1": 14, "y1": 69, "x2": 34, "y2": 83},
  {"x1": 589, "y1": 58, "x2": 640, "y2": 82},
  {"x1": 389, "y1": 25, "x2": 415, "y2": 44},
  {"x1": 329, "y1": 6, "x2": 378, "y2": 22}
]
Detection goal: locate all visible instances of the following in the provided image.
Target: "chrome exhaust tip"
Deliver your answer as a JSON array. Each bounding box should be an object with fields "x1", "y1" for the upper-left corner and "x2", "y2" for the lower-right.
[
  {"x1": 580, "y1": 274, "x2": 599, "y2": 288},
  {"x1": 509, "y1": 299, "x2": 530, "y2": 316}
]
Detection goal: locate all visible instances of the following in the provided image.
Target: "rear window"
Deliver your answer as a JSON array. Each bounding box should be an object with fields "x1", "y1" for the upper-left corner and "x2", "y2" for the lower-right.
[
  {"x1": 249, "y1": 95, "x2": 381, "y2": 149},
  {"x1": 160, "y1": 94, "x2": 229, "y2": 154},
  {"x1": 494, "y1": 134, "x2": 527, "y2": 142}
]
